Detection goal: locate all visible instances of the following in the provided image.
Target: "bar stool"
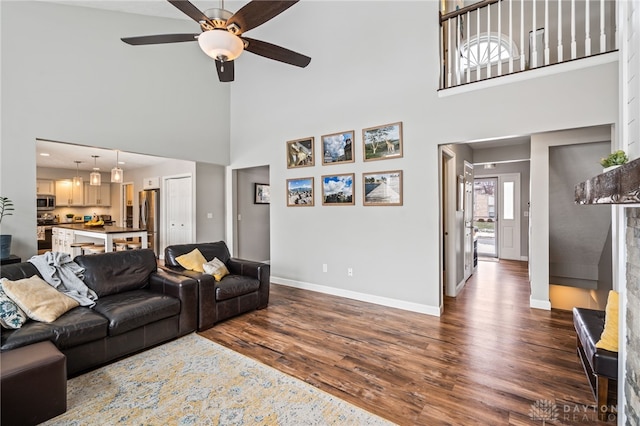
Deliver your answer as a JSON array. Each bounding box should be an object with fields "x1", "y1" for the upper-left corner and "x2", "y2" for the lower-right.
[
  {"x1": 84, "y1": 244, "x2": 105, "y2": 255},
  {"x1": 70, "y1": 242, "x2": 93, "y2": 258},
  {"x1": 127, "y1": 242, "x2": 142, "y2": 250},
  {"x1": 113, "y1": 239, "x2": 128, "y2": 252}
]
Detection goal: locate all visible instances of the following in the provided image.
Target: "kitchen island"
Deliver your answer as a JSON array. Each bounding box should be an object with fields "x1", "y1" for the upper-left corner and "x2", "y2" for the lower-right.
[{"x1": 53, "y1": 224, "x2": 148, "y2": 254}]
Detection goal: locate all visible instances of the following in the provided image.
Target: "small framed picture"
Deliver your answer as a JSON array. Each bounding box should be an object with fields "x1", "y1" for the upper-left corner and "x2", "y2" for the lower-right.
[
  {"x1": 321, "y1": 130, "x2": 355, "y2": 165},
  {"x1": 362, "y1": 122, "x2": 403, "y2": 162},
  {"x1": 287, "y1": 137, "x2": 314, "y2": 168},
  {"x1": 363, "y1": 170, "x2": 403, "y2": 206},
  {"x1": 322, "y1": 173, "x2": 355, "y2": 206},
  {"x1": 254, "y1": 183, "x2": 270, "y2": 204},
  {"x1": 286, "y1": 177, "x2": 314, "y2": 207}
]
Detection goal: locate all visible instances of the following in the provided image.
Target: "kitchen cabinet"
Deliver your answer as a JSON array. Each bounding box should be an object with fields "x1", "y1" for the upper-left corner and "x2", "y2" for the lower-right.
[
  {"x1": 84, "y1": 182, "x2": 111, "y2": 206},
  {"x1": 55, "y1": 180, "x2": 84, "y2": 207},
  {"x1": 52, "y1": 227, "x2": 75, "y2": 256},
  {"x1": 36, "y1": 179, "x2": 55, "y2": 195}
]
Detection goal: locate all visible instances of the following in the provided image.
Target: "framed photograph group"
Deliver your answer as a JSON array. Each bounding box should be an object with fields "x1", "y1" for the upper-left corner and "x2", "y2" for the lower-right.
[
  {"x1": 287, "y1": 137, "x2": 314, "y2": 168},
  {"x1": 321, "y1": 130, "x2": 355, "y2": 165},
  {"x1": 321, "y1": 173, "x2": 355, "y2": 205},
  {"x1": 362, "y1": 170, "x2": 403, "y2": 206},
  {"x1": 286, "y1": 177, "x2": 314, "y2": 207},
  {"x1": 285, "y1": 122, "x2": 404, "y2": 207},
  {"x1": 362, "y1": 122, "x2": 403, "y2": 162}
]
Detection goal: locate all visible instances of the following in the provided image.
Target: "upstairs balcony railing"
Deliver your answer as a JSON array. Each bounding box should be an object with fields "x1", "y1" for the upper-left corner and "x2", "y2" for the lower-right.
[{"x1": 439, "y1": 0, "x2": 617, "y2": 89}]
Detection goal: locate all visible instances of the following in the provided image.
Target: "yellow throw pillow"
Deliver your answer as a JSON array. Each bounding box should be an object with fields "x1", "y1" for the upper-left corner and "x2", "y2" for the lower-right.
[
  {"x1": 2, "y1": 275, "x2": 79, "y2": 323},
  {"x1": 203, "y1": 257, "x2": 230, "y2": 282},
  {"x1": 175, "y1": 248, "x2": 207, "y2": 273},
  {"x1": 596, "y1": 290, "x2": 619, "y2": 352}
]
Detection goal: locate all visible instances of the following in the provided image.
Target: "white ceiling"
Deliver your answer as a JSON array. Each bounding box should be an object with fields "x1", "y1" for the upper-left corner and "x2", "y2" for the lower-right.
[
  {"x1": 42, "y1": 0, "x2": 245, "y2": 20},
  {"x1": 36, "y1": 139, "x2": 170, "y2": 172}
]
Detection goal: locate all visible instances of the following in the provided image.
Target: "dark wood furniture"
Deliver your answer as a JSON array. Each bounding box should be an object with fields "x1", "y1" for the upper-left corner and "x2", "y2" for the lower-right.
[{"x1": 0, "y1": 255, "x2": 21, "y2": 265}]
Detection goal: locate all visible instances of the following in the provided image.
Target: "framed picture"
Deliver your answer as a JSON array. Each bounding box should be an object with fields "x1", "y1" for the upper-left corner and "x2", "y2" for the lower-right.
[
  {"x1": 287, "y1": 137, "x2": 314, "y2": 168},
  {"x1": 362, "y1": 121, "x2": 403, "y2": 162},
  {"x1": 286, "y1": 177, "x2": 314, "y2": 207},
  {"x1": 254, "y1": 183, "x2": 270, "y2": 204},
  {"x1": 322, "y1": 173, "x2": 355, "y2": 206},
  {"x1": 362, "y1": 170, "x2": 403, "y2": 206},
  {"x1": 321, "y1": 130, "x2": 355, "y2": 165}
]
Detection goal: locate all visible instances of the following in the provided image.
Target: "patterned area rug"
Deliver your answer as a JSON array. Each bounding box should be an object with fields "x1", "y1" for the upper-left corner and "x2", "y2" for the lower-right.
[{"x1": 42, "y1": 333, "x2": 393, "y2": 425}]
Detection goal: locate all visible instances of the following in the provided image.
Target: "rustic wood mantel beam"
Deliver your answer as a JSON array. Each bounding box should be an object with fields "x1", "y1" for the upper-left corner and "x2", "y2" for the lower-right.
[{"x1": 575, "y1": 157, "x2": 640, "y2": 205}]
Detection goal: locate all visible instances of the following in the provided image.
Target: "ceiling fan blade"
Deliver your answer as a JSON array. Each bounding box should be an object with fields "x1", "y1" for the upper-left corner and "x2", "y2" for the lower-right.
[
  {"x1": 227, "y1": 1, "x2": 298, "y2": 34},
  {"x1": 242, "y1": 37, "x2": 311, "y2": 68},
  {"x1": 215, "y1": 60, "x2": 235, "y2": 82},
  {"x1": 167, "y1": 0, "x2": 210, "y2": 24},
  {"x1": 121, "y1": 34, "x2": 198, "y2": 45}
]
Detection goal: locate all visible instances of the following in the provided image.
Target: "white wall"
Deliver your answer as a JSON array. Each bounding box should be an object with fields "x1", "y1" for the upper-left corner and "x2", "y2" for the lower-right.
[
  {"x1": 229, "y1": 1, "x2": 618, "y2": 314},
  {"x1": 0, "y1": 1, "x2": 230, "y2": 260}
]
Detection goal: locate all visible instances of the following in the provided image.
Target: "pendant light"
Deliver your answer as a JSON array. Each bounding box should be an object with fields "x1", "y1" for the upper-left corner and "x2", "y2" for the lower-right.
[
  {"x1": 90, "y1": 155, "x2": 101, "y2": 186},
  {"x1": 111, "y1": 150, "x2": 123, "y2": 183},
  {"x1": 73, "y1": 161, "x2": 83, "y2": 187}
]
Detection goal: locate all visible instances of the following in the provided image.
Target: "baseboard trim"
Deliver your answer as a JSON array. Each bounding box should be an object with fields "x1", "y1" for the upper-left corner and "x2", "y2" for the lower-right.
[
  {"x1": 530, "y1": 297, "x2": 552, "y2": 310},
  {"x1": 520, "y1": 256, "x2": 529, "y2": 261},
  {"x1": 271, "y1": 277, "x2": 441, "y2": 317}
]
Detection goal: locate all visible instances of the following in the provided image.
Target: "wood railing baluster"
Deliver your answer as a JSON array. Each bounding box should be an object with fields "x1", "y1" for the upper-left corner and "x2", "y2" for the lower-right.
[
  {"x1": 520, "y1": 0, "x2": 525, "y2": 70},
  {"x1": 600, "y1": 0, "x2": 606, "y2": 53},
  {"x1": 544, "y1": 0, "x2": 550, "y2": 65},
  {"x1": 586, "y1": 0, "x2": 591, "y2": 56},
  {"x1": 487, "y1": 5, "x2": 492, "y2": 77}
]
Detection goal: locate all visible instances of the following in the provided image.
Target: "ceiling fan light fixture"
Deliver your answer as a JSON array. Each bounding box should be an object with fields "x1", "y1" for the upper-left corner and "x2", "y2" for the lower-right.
[{"x1": 198, "y1": 29, "x2": 243, "y2": 61}]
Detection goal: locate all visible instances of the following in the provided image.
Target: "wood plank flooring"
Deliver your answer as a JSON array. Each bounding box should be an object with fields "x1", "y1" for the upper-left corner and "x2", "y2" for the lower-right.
[{"x1": 199, "y1": 260, "x2": 614, "y2": 425}]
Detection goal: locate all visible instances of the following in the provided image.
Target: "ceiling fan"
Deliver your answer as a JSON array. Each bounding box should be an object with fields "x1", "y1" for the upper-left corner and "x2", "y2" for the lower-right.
[{"x1": 121, "y1": 0, "x2": 311, "y2": 82}]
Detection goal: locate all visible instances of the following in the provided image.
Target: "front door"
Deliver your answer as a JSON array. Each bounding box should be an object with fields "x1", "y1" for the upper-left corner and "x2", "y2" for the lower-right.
[{"x1": 498, "y1": 173, "x2": 521, "y2": 260}]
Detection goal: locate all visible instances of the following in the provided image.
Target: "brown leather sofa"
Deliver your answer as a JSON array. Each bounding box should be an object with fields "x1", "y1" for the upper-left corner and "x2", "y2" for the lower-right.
[
  {"x1": 0, "y1": 249, "x2": 197, "y2": 376},
  {"x1": 162, "y1": 241, "x2": 270, "y2": 331}
]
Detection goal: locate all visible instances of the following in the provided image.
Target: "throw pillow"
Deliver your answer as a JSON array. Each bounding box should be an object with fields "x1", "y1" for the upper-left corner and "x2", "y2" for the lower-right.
[
  {"x1": 175, "y1": 248, "x2": 207, "y2": 273},
  {"x1": 203, "y1": 257, "x2": 230, "y2": 282},
  {"x1": 2, "y1": 275, "x2": 79, "y2": 323},
  {"x1": 0, "y1": 279, "x2": 28, "y2": 329},
  {"x1": 596, "y1": 290, "x2": 619, "y2": 352}
]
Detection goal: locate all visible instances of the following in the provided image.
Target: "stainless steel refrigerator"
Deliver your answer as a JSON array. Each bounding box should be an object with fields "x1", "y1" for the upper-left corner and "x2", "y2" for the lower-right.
[{"x1": 139, "y1": 189, "x2": 160, "y2": 256}]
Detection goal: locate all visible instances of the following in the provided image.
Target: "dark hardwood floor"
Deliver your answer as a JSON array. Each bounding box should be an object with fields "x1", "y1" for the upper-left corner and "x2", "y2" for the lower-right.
[{"x1": 199, "y1": 260, "x2": 613, "y2": 425}]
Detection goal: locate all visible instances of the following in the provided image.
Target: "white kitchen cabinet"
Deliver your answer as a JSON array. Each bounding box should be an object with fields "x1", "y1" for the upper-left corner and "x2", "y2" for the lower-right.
[
  {"x1": 55, "y1": 180, "x2": 84, "y2": 206},
  {"x1": 36, "y1": 179, "x2": 55, "y2": 195},
  {"x1": 52, "y1": 227, "x2": 75, "y2": 256},
  {"x1": 84, "y1": 182, "x2": 111, "y2": 206}
]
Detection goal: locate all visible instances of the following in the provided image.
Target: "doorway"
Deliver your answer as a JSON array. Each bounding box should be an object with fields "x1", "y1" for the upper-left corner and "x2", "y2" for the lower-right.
[
  {"x1": 473, "y1": 177, "x2": 498, "y2": 258},
  {"x1": 440, "y1": 147, "x2": 457, "y2": 298}
]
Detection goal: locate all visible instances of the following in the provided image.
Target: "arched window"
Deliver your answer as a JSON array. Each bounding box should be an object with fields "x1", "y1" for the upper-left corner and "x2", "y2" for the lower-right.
[{"x1": 459, "y1": 33, "x2": 519, "y2": 71}]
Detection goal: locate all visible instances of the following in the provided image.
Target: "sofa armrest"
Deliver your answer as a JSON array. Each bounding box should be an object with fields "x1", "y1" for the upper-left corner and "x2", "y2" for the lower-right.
[
  {"x1": 149, "y1": 270, "x2": 197, "y2": 336},
  {"x1": 227, "y1": 259, "x2": 270, "y2": 309}
]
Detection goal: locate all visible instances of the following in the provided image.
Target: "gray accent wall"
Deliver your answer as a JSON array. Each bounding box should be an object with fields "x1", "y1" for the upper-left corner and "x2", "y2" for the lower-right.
[
  {"x1": 228, "y1": 1, "x2": 618, "y2": 311},
  {"x1": 235, "y1": 166, "x2": 270, "y2": 262}
]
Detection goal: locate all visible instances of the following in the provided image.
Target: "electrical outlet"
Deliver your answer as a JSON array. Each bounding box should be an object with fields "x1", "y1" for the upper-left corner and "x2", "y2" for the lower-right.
[
  {"x1": 347, "y1": 267, "x2": 353, "y2": 277},
  {"x1": 322, "y1": 264, "x2": 327, "y2": 273}
]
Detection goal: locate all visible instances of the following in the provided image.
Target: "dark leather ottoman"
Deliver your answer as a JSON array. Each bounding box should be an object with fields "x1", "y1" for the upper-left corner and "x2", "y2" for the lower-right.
[{"x1": 1, "y1": 340, "x2": 67, "y2": 425}]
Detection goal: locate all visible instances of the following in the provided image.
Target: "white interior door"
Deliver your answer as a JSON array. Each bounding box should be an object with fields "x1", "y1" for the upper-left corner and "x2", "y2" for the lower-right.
[
  {"x1": 166, "y1": 176, "x2": 193, "y2": 247},
  {"x1": 463, "y1": 161, "x2": 474, "y2": 280},
  {"x1": 498, "y1": 173, "x2": 521, "y2": 260}
]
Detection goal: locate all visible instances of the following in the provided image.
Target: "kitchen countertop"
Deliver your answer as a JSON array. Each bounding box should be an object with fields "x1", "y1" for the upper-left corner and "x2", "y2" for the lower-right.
[{"x1": 53, "y1": 224, "x2": 146, "y2": 234}]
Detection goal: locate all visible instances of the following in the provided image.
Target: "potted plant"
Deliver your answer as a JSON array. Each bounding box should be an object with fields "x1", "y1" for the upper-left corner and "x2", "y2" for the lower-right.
[
  {"x1": 65, "y1": 213, "x2": 75, "y2": 223},
  {"x1": 600, "y1": 150, "x2": 628, "y2": 171},
  {"x1": 0, "y1": 196, "x2": 15, "y2": 259}
]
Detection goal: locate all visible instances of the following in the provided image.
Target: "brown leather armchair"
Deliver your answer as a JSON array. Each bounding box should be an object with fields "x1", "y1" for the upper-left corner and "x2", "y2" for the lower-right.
[{"x1": 162, "y1": 241, "x2": 270, "y2": 331}]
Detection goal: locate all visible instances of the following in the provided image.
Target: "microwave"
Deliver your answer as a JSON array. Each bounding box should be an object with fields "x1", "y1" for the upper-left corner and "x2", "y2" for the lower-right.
[{"x1": 37, "y1": 194, "x2": 55, "y2": 211}]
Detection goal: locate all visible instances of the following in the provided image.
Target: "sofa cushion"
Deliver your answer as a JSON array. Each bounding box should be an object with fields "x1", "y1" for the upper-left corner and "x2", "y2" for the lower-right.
[
  {"x1": 203, "y1": 258, "x2": 230, "y2": 282},
  {"x1": 165, "y1": 242, "x2": 231, "y2": 269},
  {"x1": 75, "y1": 250, "x2": 157, "y2": 297},
  {"x1": 47, "y1": 307, "x2": 109, "y2": 349},
  {"x1": 573, "y1": 307, "x2": 618, "y2": 379},
  {"x1": 0, "y1": 307, "x2": 109, "y2": 351},
  {"x1": 175, "y1": 249, "x2": 207, "y2": 273},
  {"x1": 1, "y1": 321, "x2": 56, "y2": 351},
  {"x1": 2, "y1": 276, "x2": 79, "y2": 323},
  {"x1": 596, "y1": 290, "x2": 619, "y2": 352},
  {"x1": 92, "y1": 290, "x2": 180, "y2": 336},
  {"x1": 215, "y1": 275, "x2": 260, "y2": 301},
  {"x1": 0, "y1": 281, "x2": 27, "y2": 329}
]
